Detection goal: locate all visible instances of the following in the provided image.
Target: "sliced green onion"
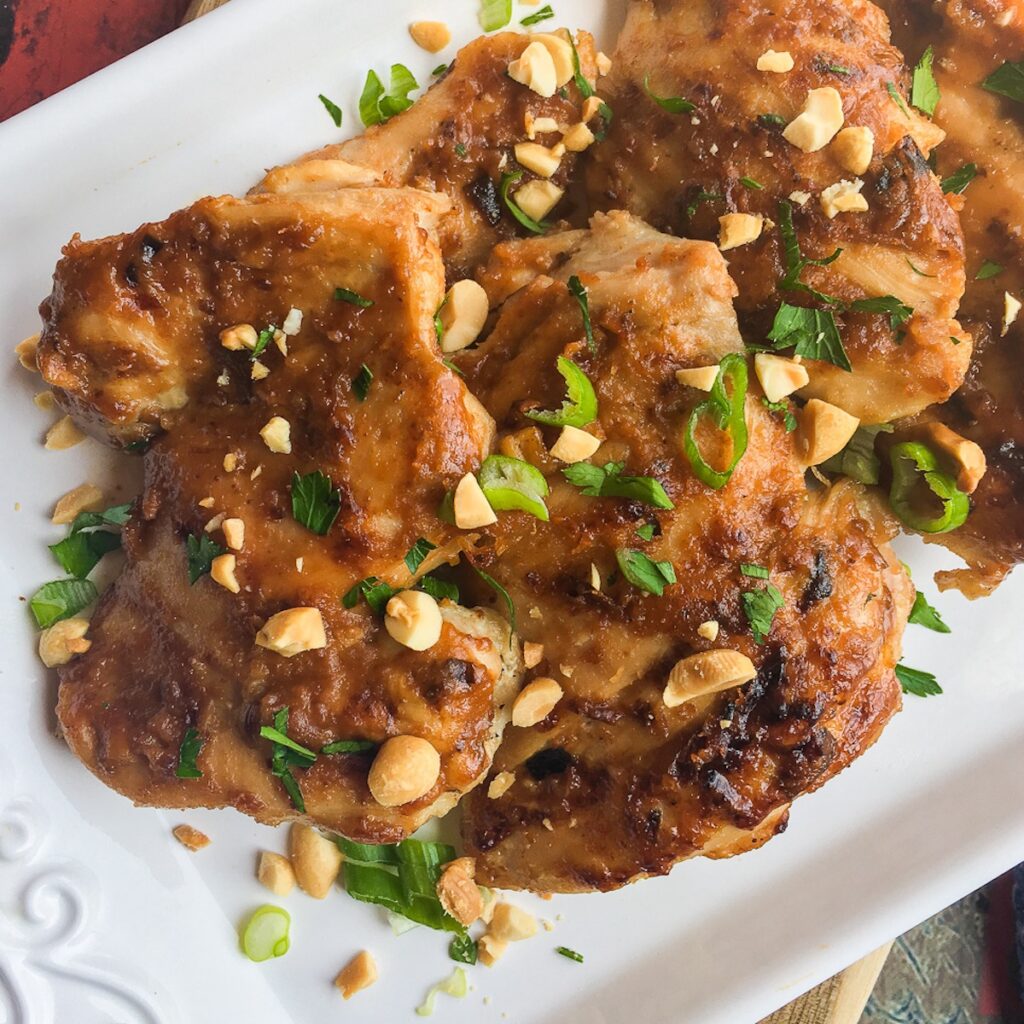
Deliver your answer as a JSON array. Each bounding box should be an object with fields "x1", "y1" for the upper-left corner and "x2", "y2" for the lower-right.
[
  {"x1": 520, "y1": 4, "x2": 554, "y2": 25},
  {"x1": 886, "y1": 81, "x2": 910, "y2": 117},
  {"x1": 525, "y1": 355, "x2": 598, "y2": 428},
  {"x1": 478, "y1": 455, "x2": 550, "y2": 521},
  {"x1": 820, "y1": 424, "x2": 893, "y2": 485},
  {"x1": 478, "y1": 0, "x2": 512, "y2": 31},
  {"x1": 241, "y1": 905, "x2": 291, "y2": 962},
  {"x1": 889, "y1": 441, "x2": 969, "y2": 533},
  {"x1": 556, "y1": 946, "x2": 584, "y2": 963},
  {"x1": 416, "y1": 968, "x2": 468, "y2": 1016},
  {"x1": 335, "y1": 286, "x2": 374, "y2": 307},
  {"x1": 683, "y1": 353, "x2": 749, "y2": 489},
  {"x1": 353, "y1": 363, "x2": 373, "y2": 401}
]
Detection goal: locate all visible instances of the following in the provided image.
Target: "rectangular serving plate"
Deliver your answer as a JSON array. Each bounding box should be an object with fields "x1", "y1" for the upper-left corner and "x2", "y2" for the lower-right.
[{"x1": 1, "y1": 2, "x2": 1023, "y2": 1021}]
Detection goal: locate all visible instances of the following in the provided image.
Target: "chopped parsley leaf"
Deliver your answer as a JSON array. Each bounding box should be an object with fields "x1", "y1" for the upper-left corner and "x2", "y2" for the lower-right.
[
  {"x1": 635, "y1": 523, "x2": 657, "y2": 541},
  {"x1": 975, "y1": 260, "x2": 1004, "y2": 280},
  {"x1": 449, "y1": 934, "x2": 479, "y2": 965},
  {"x1": 905, "y1": 258, "x2": 936, "y2": 278},
  {"x1": 321, "y1": 738, "x2": 377, "y2": 755},
  {"x1": 50, "y1": 529, "x2": 120, "y2": 579},
  {"x1": 896, "y1": 662, "x2": 942, "y2": 697},
  {"x1": 910, "y1": 46, "x2": 940, "y2": 116},
  {"x1": 472, "y1": 565, "x2": 516, "y2": 635},
  {"x1": 941, "y1": 163, "x2": 977, "y2": 195},
  {"x1": 686, "y1": 190, "x2": 724, "y2": 218},
  {"x1": 643, "y1": 73, "x2": 695, "y2": 113},
  {"x1": 251, "y1": 326, "x2": 275, "y2": 360},
  {"x1": 761, "y1": 397, "x2": 797, "y2": 432},
  {"x1": 353, "y1": 363, "x2": 373, "y2": 401},
  {"x1": 615, "y1": 548, "x2": 676, "y2": 596},
  {"x1": 777, "y1": 200, "x2": 843, "y2": 303},
  {"x1": 432, "y1": 64, "x2": 448, "y2": 77},
  {"x1": 404, "y1": 538, "x2": 436, "y2": 574},
  {"x1": 568, "y1": 34, "x2": 594, "y2": 98},
  {"x1": 564, "y1": 461, "x2": 674, "y2": 510},
  {"x1": 29, "y1": 578, "x2": 97, "y2": 629},
  {"x1": 886, "y1": 81, "x2": 910, "y2": 117},
  {"x1": 908, "y1": 590, "x2": 951, "y2": 633},
  {"x1": 768, "y1": 303, "x2": 851, "y2": 371},
  {"x1": 318, "y1": 93, "x2": 343, "y2": 127},
  {"x1": 186, "y1": 533, "x2": 227, "y2": 584},
  {"x1": 827, "y1": 63, "x2": 852, "y2": 75},
  {"x1": 343, "y1": 576, "x2": 398, "y2": 615},
  {"x1": 982, "y1": 60, "x2": 1024, "y2": 103},
  {"x1": 741, "y1": 583, "x2": 784, "y2": 644},
  {"x1": 757, "y1": 113, "x2": 786, "y2": 128},
  {"x1": 176, "y1": 727, "x2": 204, "y2": 778},
  {"x1": 454, "y1": 142, "x2": 468, "y2": 157},
  {"x1": 291, "y1": 470, "x2": 341, "y2": 535},
  {"x1": 739, "y1": 563, "x2": 769, "y2": 579},
  {"x1": 359, "y1": 64, "x2": 419, "y2": 127},
  {"x1": 520, "y1": 4, "x2": 554, "y2": 25},
  {"x1": 567, "y1": 276, "x2": 596, "y2": 354},
  {"x1": 417, "y1": 574, "x2": 460, "y2": 603},
  {"x1": 739, "y1": 176, "x2": 764, "y2": 190},
  {"x1": 849, "y1": 295, "x2": 914, "y2": 331},
  {"x1": 261, "y1": 707, "x2": 316, "y2": 812}
]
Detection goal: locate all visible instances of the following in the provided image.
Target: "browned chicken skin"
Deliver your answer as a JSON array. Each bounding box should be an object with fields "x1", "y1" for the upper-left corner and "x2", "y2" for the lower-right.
[
  {"x1": 43, "y1": 188, "x2": 521, "y2": 841},
  {"x1": 878, "y1": 0, "x2": 1024, "y2": 592},
  {"x1": 587, "y1": 0, "x2": 970, "y2": 424},
  {"x1": 456, "y1": 215, "x2": 911, "y2": 891}
]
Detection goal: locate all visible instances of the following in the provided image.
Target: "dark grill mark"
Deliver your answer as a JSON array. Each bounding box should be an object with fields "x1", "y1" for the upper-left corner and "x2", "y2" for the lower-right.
[
  {"x1": 525, "y1": 746, "x2": 573, "y2": 780},
  {"x1": 799, "y1": 551, "x2": 833, "y2": 610},
  {"x1": 466, "y1": 174, "x2": 502, "y2": 227}
]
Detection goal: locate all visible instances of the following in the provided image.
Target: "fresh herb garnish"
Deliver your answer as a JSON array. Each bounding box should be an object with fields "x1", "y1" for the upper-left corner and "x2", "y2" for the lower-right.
[
  {"x1": 686, "y1": 190, "x2": 724, "y2": 218},
  {"x1": 69, "y1": 504, "x2": 131, "y2": 531},
  {"x1": 820, "y1": 423, "x2": 892, "y2": 485},
  {"x1": 353, "y1": 363, "x2": 373, "y2": 401},
  {"x1": 941, "y1": 163, "x2": 977, "y2": 195},
  {"x1": 29, "y1": 579, "x2": 97, "y2": 628},
  {"x1": 417, "y1": 575, "x2": 460, "y2": 603},
  {"x1": 777, "y1": 200, "x2": 843, "y2": 303},
  {"x1": 343, "y1": 576, "x2": 398, "y2": 615},
  {"x1": 643, "y1": 73, "x2": 695, "y2": 113},
  {"x1": 472, "y1": 564, "x2": 516, "y2": 635},
  {"x1": 886, "y1": 81, "x2": 910, "y2": 116},
  {"x1": 478, "y1": 0, "x2": 512, "y2": 31},
  {"x1": 441, "y1": 358, "x2": 464, "y2": 377},
  {"x1": 251, "y1": 327, "x2": 275, "y2": 360},
  {"x1": 592, "y1": 101, "x2": 614, "y2": 142},
  {"x1": 500, "y1": 171, "x2": 549, "y2": 234},
  {"x1": 556, "y1": 946, "x2": 584, "y2": 963},
  {"x1": 478, "y1": 455, "x2": 550, "y2": 521},
  {"x1": 684, "y1": 353, "x2": 750, "y2": 488},
  {"x1": 563, "y1": 461, "x2": 674, "y2": 509},
  {"x1": 454, "y1": 142, "x2": 468, "y2": 157},
  {"x1": 335, "y1": 286, "x2": 374, "y2": 307},
  {"x1": 404, "y1": 538, "x2": 436, "y2": 575},
  {"x1": 416, "y1": 967, "x2": 468, "y2": 1015},
  {"x1": 740, "y1": 562, "x2": 769, "y2": 579},
  {"x1": 520, "y1": 3, "x2": 554, "y2": 25},
  {"x1": 908, "y1": 590, "x2": 951, "y2": 633},
  {"x1": 768, "y1": 303, "x2": 851, "y2": 371},
  {"x1": 889, "y1": 441, "x2": 969, "y2": 534},
  {"x1": 359, "y1": 64, "x2": 419, "y2": 127},
  {"x1": 186, "y1": 533, "x2": 227, "y2": 584},
  {"x1": 896, "y1": 662, "x2": 942, "y2": 697},
  {"x1": 50, "y1": 529, "x2": 120, "y2": 579},
  {"x1": 982, "y1": 59, "x2": 1024, "y2": 103},
  {"x1": 849, "y1": 295, "x2": 914, "y2": 331},
  {"x1": 761, "y1": 397, "x2": 797, "y2": 432},
  {"x1": 615, "y1": 548, "x2": 676, "y2": 596},
  {"x1": 261, "y1": 707, "x2": 316, "y2": 813},
  {"x1": 827, "y1": 63, "x2": 852, "y2": 75},
  {"x1": 635, "y1": 523, "x2": 657, "y2": 541},
  {"x1": 449, "y1": 934, "x2": 479, "y2": 964},
  {"x1": 910, "y1": 46, "x2": 940, "y2": 115},
  {"x1": 291, "y1": 470, "x2": 341, "y2": 535},
  {"x1": 567, "y1": 33, "x2": 594, "y2": 98},
  {"x1": 321, "y1": 738, "x2": 377, "y2": 755},
  {"x1": 318, "y1": 93, "x2": 343, "y2": 127},
  {"x1": 741, "y1": 583, "x2": 784, "y2": 644},
  {"x1": 905, "y1": 258, "x2": 936, "y2": 278},
  {"x1": 975, "y1": 260, "x2": 1004, "y2": 280},
  {"x1": 740, "y1": 176, "x2": 764, "y2": 190},
  {"x1": 567, "y1": 275, "x2": 596, "y2": 353},
  {"x1": 432, "y1": 64, "x2": 448, "y2": 76},
  {"x1": 757, "y1": 113, "x2": 787, "y2": 128},
  {"x1": 176, "y1": 727, "x2": 204, "y2": 778},
  {"x1": 525, "y1": 356, "x2": 598, "y2": 428}
]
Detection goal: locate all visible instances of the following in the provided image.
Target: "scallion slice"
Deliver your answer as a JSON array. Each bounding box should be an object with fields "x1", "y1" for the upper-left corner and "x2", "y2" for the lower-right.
[
  {"x1": 683, "y1": 353, "x2": 749, "y2": 489},
  {"x1": 241, "y1": 905, "x2": 291, "y2": 962},
  {"x1": 525, "y1": 355, "x2": 598, "y2": 428},
  {"x1": 478, "y1": 455, "x2": 550, "y2": 521},
  {"x1": 889, "y1": 441, "x2": 969, "y2": 534},
  {"x1": 416, "y1": 968, "x2": 468, "y2": 1016}
]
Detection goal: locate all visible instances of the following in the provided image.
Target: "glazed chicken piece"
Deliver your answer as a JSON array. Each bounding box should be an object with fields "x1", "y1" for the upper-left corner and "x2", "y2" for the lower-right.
[
  {"x1": 255, "y1": 30, "x2": 604, "y2": 279},
  {"x1": 586, "y1": 0, "x2": 970, "y2": 424},
  {"x1": 42, "y1": 188, "x2": 522, "y2": 841},
  {"x1": 879, "y1": 0, "x2": 1024, "y2": 592},
  {"x1": 455, "y1": 213, "x2": 912, "y2": 891}
]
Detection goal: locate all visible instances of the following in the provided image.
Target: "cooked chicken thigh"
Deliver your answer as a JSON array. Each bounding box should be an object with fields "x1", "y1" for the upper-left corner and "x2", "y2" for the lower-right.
[
  {"x1": 587, "y1": 0, "x2": 970, "y2": 424},
  {"x1": 456, "y1": 214, "x2": 912, "y2": 891},
  {"x1": 42, "y1": 188, "x2": 521, "y2": 840}
]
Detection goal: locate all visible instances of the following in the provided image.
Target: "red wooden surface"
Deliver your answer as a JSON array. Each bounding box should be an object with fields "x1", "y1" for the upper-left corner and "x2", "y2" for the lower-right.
[{"x1": 0, "y1": 0, "x2": 190, "y2": 122}]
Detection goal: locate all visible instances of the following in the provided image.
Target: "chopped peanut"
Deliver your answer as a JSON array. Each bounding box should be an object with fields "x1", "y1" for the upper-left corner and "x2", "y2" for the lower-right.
[
  {"x1": 437, "y1": 857, "x2": 483, "y2": 925},
  {"x1": 197, "y1": 496, "x2": 215, "y2": 508},
  {"x1": 15, "y1": 334, "x2": 39, "y2": 371},
  {"x1": 38, "y1": 617, "x2": 91, "y2": 667},
  {"x1": 697, "y1": 619, "x2": 720, "y2": 641},
  {"x1": 550, "y1": 425, "x2": 600, "y2": 463},
  {"x1": 250, "y1": 359, "x2": 270, "y2": 381},
  {"x1": 912, "y1": 422, "x2": 987, "y2": 493},
  {"x1": 533, "y1": 33, "x2": 575, "y2": 87},
  {"x1": 210, "y1": 553, "x2": 240, "y2": 593},
  {"x1": 512, "y1": 677, "x2": 563, "y2": 727},
  {"x1": 255, "y1": 607, "x2": 327, "y2": 657},
  {"x1": 34, "y1": 391, "x2": 55, "y2": 411},
  {"x1": 676, "y1": 365, "x2": 721, "y2": 391},
  {"x1": 590, "y1": 563, "x2": 601, "y2": 590},
  {"x1": 257, "y1": 851, "x2": 296, "y2": 896},
  {"x1": 454, "y1": 473, "x2": 497, "y2": 529},
  {"x1": 514, "y1": 141, "x2": 564, "y2": 178},
  {"x1": 514, "y1": 179, "x2": 564, "y2": 221},
  {"x1": 783, "y1": 87, "x2": 845, "y2": 152},
  {"x1": 203, "y1": 512, "x2": 225, "y2": 534},
  {"x1": 488, "y1": 771, "x2": 516, "y2": 799},
  {"x1": 525, "y1": 111, "x2": 560, "y2": 139},
  {"x1": 832, "y1": 126, "x2": 874, "y2": 175},
  {"x1": 409, "y1": 20, "x2": 451, "y2": 53},
  {"x1": 223, "y1": 452, "x2": 238, "y2": 472},
  {"x1": 439, "y1": 279, "x2": 489, "y2": 353},
  {"x1": 664, "y1": 649, "x2": 757, "y2": 707},
  {"x1": 596, "y1": 51, "x2": 612, "y2": 76},
  {"x1": 756, "y1": 49, "x2": 794, "y2": 73},
  {"x1": 478, "y1": 932, "x2": 508, "y2": 967},
  {"x1": 282, "y1": 307, "x2": 303, "y2": 336},
  {"x1": 562, "y1": 122, "x2": 595, "y2": 152},
  {"x1": 51, "y1": 483, "x2": 104, "y2": 525},
  {"x1": 223, "y1": 517, "x2": 245, "y2": 550},
  {"x1": 523, "y1": 642, "x2": 544, "y2": 669},
  {"x1": 754, "y1": 353, "x2": 809, "y2": 402},
  {"x1": 789, "y1": 190, "x2": 812, "y2": 206},
  {"x1": 172, "y1": 824, "x2": 210, "y2": 851},
  {"x1": 367, "y1": 735, "x2": 441, "y2": 806},
  {"x1": 507, "y1": 41, "x2": 558, "y2": 98},
  {"x1": 582, "y1": 95, "x2": 604, "y2": 122},
  {"x1": 219, "y1": 323, "x2": 258, "y2": 351},
  {"x1": 489, "y1": 902, "x2": 538, "y2": 942},
  {"x1": 795, "y1": 399, "x2": 860, "y2": 465},
  {"x1": 384, "y1": 590, "x2": 442, "y2": 651},
  {"x1": 718, "y1": 213, "x2": 764, "y2": 251},
  {"x1": 45, "y1": 415, "x2": 85, "y2": 450},
  {"x1": 1004, "y1": 292, "x2": 1021, "y2": 336},
  {"x1": 335, "y1": 951, "x2": 378, "y2": 999},
  {"x1": 290, "y1": 823, "x2": 342, "y2": 898},
  {"x1": 820, "y1": 178, "x2": 868, "y2": 218},
  {"x1": 259, "y1": 416, "x2": 291, "y2": 454}
]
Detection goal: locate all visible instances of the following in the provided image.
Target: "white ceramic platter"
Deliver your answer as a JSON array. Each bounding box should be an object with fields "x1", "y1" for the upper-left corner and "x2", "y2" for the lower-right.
[{"x1": 2, "y1": 1, "x2": 1023, "y2": 1021}]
